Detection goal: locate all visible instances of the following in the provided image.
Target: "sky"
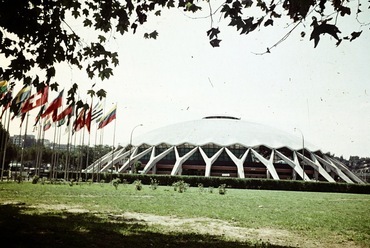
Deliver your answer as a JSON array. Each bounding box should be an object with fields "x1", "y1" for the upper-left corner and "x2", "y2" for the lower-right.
[{"x1": 3, "y1": 2, "x2": 370, "y2": 159}]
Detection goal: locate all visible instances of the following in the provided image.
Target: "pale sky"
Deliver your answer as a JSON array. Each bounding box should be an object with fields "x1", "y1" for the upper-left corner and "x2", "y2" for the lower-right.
[{"x1": 3, "y1": 2, "x2": 370, "y2": 159}]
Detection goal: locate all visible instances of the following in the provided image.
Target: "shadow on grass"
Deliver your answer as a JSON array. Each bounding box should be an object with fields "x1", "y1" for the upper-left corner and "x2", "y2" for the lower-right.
[{"x1": 0, "y1": 204, "x2": 292, "y2": 248}]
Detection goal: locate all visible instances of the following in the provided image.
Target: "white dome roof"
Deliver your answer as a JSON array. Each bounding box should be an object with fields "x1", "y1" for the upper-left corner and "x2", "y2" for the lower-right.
[{"x1": 133, "y1": 117, "x2": 320, "y2": 151}]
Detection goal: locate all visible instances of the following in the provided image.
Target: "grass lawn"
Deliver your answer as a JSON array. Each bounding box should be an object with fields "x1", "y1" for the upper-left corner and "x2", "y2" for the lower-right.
[{"x1": 0, "y1": 181, "x2": 369, "y2": 247}]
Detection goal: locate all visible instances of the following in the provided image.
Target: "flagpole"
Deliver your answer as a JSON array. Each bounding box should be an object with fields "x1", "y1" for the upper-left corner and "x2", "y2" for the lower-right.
[
  {"x1": 55, "y1": 125, "x2": 62, "y2": 179},
  {"x1": 19, "y1": 113, "x2": 30, "y2": 181},
  {"x1": 37, "y1": 123, "x2": 45, "y2": 177},
  {"x1": 50, "y1": 124, "x2": 57, "y2": 179},
  {"x1": 85, "y1": 100, "x2": 93, "y2": 181},
  {"x1": 72, "y1": 127, "x2": 77, "y2": 180},
  {"x1": 0, "y1": 108, "x2": 7, "y2": 180},
  {"x1": 93, "y1": 124, "x2": 98, "y2": 182},
  {"x1": 78, "y1": 127, "x2": 85, "y2": 180},
  {"x1": 64, "y1": 122, "x2": 71, "y2": 180},
  {"x1": 110, "y1": 104, "x2": 117, "y2": 181},
  {"x1": 0, "y1": 109, "x2": 10, "y2": 181},
  {"x1": 97, "y1": 98, "x2": 105, "y2": 182},
  {"x1": 34, "y1": 122, "x2": 41, "y2": 177}
]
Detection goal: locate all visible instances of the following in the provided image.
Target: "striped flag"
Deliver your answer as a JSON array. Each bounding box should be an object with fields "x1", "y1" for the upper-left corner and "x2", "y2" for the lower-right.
[
  {"x1": 91, "y1": 102, "x2": 103, "y2": 122},
  {"x1": 55, "y1": 104, "x2": 73, "y2": 123},
  {"x1": 41, "y1": 89, "x2": 63, "y2": 121},
  {"x1": 98, "y1": 105, "x2": 117, "y2": 129}
]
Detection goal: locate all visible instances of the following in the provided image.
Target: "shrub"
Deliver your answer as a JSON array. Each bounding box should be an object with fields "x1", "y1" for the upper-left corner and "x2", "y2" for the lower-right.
[
  {"x1": 173, "y1": 180, "x2": 189, "y2": 193},
  {"x1": 150, "y1": 178, "x2": 159, "y2": 190},
  {"x1": 134, "y1": 179, "x2": 142, "y2": 191},
  {"x1": 218, "y1": 184, "x2": 227, "y2": 195},
  {"x1": 112, "y1": 178, "x2": 121, "y2": 190},
  {"x1": 121, "y1": 179, "x2": 128, "y2": 186},
  {"x1": 31, "y1": 175, "x2": 40, "y2": 184},
  {"x1": 198, "y1": 183, "x2": 204, "y2": 193},
  {"x1": 208, "y1": 186, "x2": 214, "y2": 193},
  {"x1": 108, "y1": 173, "x2": 370, "y2": 194},
  {"x1": 69, "y1": 179, "x2": 75, "y2": 187}
]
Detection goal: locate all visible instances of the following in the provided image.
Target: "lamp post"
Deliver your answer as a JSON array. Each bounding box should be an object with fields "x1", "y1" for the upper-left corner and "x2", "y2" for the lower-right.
[
  {"x1": 294, "y1": 128, "x2": 305, "y2": 181},
  {"x1": 128, "y1": 124, "x2": 143, "y2": 173}
]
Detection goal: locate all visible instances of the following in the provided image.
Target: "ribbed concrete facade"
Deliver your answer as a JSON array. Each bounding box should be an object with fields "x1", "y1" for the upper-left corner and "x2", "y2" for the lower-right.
[{"x1": 86, "y1": 117, "x2": 364, "y2": 184}]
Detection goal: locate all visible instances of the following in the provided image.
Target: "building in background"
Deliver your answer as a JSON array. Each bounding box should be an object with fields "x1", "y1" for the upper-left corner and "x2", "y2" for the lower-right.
[
  {"x1": 11, "y1": 135, "x2": 36, "y2": 148},
  {"x1": 85, "y1": 116, "x2": 364, "y2": 184}
]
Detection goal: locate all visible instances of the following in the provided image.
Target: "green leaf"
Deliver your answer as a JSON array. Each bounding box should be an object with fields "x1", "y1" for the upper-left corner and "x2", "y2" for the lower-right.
[
  {"x1": 98, "y1": 35, "x2": 106, "y2": 43},
  {"x1": 144, "y1": 31, "x2": 159, "y2": 39},
  {"x1": 87, "y1": 89, "x2": 95, "y2": 97},
  {"x1": 83, "y1": 19, "x2": 93, "y2": 27},
  {"x1": 96, "y1": 89, "x2": 107, "y2": 99},
  {"x1": 210, "y1": 39, "x2": 221, "y2": 47},
  {"x1": 50, "y1": 82, "x2": 59, "y2": 91}
]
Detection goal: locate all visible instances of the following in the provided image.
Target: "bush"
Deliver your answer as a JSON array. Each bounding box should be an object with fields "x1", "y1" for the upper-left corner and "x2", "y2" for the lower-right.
[
  {"x1": 208, "y1": 186, "x2": 214, "y2": 193},
  {"x1": 198, "y1": 183, "x2": 204, "y2": 193},
  {"x1": 150, "y1": 178, "x2": 159, "y2": 190},
  {"x1": 173, "y1": 180, "x2": 189, "y2": 193},
  {"x1": 112, "y1": 178, "x2": 121, "y2": 190},
  {"x1": 31, "y1": 175, "x2": 40, "y2": 184},
  {"x1": 113, "y1": 173, "x2": 370, "y2": 194},
  {"x1": 69, "y1": 179, "x2": 75, "y2": 187},
  {"x1": 218, "y1": 184, "x2": 227, "y2": 195},
  {"x1": 134, "y1": 179, "x2": 142, "y2": 191}
]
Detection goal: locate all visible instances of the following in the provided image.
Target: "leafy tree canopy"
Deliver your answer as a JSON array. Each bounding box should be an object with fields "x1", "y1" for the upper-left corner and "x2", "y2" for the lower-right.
[{"x1": 0, "y1": 0, "x2": 368, "y2": 102}]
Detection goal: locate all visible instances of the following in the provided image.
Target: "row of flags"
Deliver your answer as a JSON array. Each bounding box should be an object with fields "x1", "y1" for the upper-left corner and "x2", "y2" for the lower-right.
[{"x1": 0, "y1": 80, "x2": 117, "y2": 133}]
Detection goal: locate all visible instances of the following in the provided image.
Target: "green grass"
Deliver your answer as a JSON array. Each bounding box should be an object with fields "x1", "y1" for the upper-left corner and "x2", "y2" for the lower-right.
[{"x1": 0, "y1": 181, "x2": 369, "y2": 247}]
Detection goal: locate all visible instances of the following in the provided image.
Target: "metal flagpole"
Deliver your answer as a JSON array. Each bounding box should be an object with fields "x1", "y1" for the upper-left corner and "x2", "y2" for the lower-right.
[
  {"x1": 20, "y1": 114, "x2": 30, "y2": 181},
  {"x1": 50, "y1": 124, "x2": 57, "y2": 179},
  {"x1": 0, "y1": 108, "x2": 6, "y2": 180},
  {"x1": 64, "y1": 122, "x2": 71, "y2": 180},
  {"x1": 37, "y1": 123, "x2": 45, "y2": 177},
  {"x1": 110, "y1": 104, "x2": 117, "y2": 181},
  {"x1": 0, "y1": 109, "x2": 11, "y2": 181}
]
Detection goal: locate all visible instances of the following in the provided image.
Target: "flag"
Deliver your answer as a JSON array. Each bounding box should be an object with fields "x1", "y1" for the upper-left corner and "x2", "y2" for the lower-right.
[
  {"x1": 98, "y1": 105, "x2": 117, "y2": 129},
  {"x1": 34, "y1": 85, "x2": 48, "y2": 107},
  {"x1": 34, "y1": 105, "x2": 46, "y2": 126},
  {"x1": 57, "y1": 117, "x2": 66, "y2": 127},
  {"x1": 10, "y1": 86, "x2": 31, "y2": 117},
  {"x1": 85, "y1": 105, "x2": 92, "y2": 133},
  {"x1": 20, "y1": 113, "x2": 26, "y2": 127},
  {"x1": 0, "y1": 80, "x2": 8, "y2": 95},
  {"x1": 0, "y1": 91, "x2": 12, "y2": 118},
  {"x1": 43, "y1": 117, "x2": 52, "y2": 131},
  {"x1": 13, "y1": 86, "x2": 31, "y2": 104},
  {"x1": 91, "y1": 102, "x2": 103, "y2": 122},
  {"x1": 21, "y1": 85, "x2": 48, "y2": 113},
  {"x1": 55, "y1": 104, "x2": 73, "y2": 122},
  {"x1": 73, "y1": 108, "x2": 86, "y2": 133},
  {"x1": 65, "y1": 104, "x2": 75, "y2": 127},
  {"x1": 41, "y1": 90, "x2": 63, "y2": 121}
]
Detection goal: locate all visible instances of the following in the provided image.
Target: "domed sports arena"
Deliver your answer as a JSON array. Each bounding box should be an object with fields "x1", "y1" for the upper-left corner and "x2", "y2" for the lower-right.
[{"x1": 86, "y1": 116, "x2": 364, "y2": 184}]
